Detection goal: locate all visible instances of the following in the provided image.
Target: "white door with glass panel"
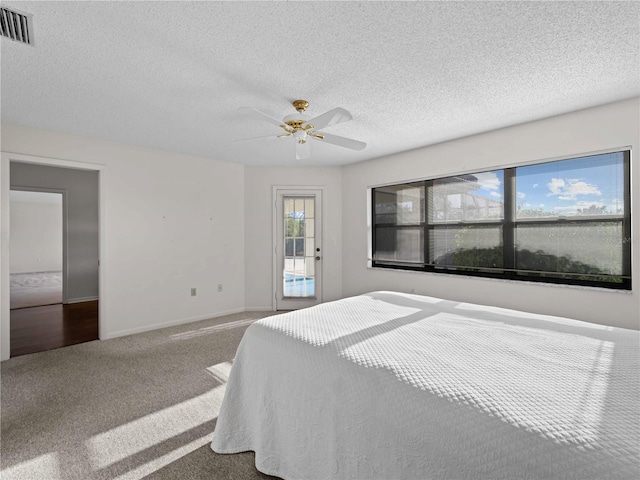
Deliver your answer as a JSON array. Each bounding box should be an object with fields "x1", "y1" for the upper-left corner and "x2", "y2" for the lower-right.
[{"x1": 274, "y1": 189, "x2": 322, "y2": 310}]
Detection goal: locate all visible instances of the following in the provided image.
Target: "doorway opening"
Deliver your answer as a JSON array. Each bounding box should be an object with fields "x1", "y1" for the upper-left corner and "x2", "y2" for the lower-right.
[{"x1": 7, "y1": 162, "x2": 100, "y2": 357}]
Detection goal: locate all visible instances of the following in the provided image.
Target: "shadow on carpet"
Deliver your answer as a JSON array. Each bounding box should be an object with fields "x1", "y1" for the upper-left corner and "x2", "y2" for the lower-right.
[{"x1": 142, "y1": 445, "x2": 281, "y2": 480}]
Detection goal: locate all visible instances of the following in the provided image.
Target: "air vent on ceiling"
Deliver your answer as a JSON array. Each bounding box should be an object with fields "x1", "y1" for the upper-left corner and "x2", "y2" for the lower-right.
[{"x1": 0, "y1": 6, "x2": 33, "y2": 46}]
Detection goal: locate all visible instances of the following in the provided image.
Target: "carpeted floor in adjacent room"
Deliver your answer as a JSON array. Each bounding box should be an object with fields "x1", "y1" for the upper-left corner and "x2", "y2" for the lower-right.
[
  {"x1": 10, "y1": 271, "x2": 63, "y2": 309},
  {"x1": 0, "y1": 311, "x2": 282, "y2": 480}
]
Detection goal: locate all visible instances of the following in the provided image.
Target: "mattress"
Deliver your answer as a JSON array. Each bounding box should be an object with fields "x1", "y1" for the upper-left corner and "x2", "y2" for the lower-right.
[{"x1": 211, "y1": 291, "x2": 640, "y2": 479}]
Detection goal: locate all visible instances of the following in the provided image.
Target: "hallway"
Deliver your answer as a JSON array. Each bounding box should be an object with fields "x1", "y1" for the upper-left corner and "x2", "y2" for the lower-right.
[{"x1": 10, "y1": 301, "x2": 98, "y2": 357}]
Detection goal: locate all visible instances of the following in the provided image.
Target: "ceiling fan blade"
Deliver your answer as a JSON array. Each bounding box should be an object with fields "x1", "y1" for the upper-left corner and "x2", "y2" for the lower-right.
[
  {"x1": 311, "y1": 132, "x2": 366, "y2": 151},
  {"x1": 238, "y1": 107, "x2": 285, "y2": 128},
  {"x1": 295, "y1": 141, "x2": 310, "y2": 160},
  {"x1": 304, "y1": 107, "x2": 352, "y2": 131},
  {"x1": 234, "y1": 134, "x2": 280, "y2": 142}
]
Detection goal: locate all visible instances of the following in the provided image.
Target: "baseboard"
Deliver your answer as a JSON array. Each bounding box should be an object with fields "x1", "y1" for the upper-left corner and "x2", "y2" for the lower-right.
[
  {"x1": 244, "y1": 306, "x2": 274, "y2": 312},
  {"x1": 66, "y1": 296, "x2": 99, "y2": 304},
  {"x1": 101, "y1": 307, "x2": 246, "y2": 340}
]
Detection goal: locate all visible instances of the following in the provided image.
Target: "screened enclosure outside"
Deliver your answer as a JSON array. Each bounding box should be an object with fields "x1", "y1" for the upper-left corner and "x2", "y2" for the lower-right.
[
  {"x1": 430, "y1": 226, "x2": 503, "y2": 270},
  {"x1": 371, "y1": 151, "x2": 631, "y2": 289}
]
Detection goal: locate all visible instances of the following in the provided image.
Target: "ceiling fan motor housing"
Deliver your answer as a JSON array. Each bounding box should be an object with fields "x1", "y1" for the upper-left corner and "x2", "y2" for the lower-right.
[
  {"x1": 283, "y1": 115, "x2": 311, "y2": 128},
  {"x1": 292, "y1": 99, "x2": 309, "y2": 112}
]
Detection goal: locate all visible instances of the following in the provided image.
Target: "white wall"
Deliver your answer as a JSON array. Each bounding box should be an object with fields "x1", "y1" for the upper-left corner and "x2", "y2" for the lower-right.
[
  {"x1": 342, "y1": 98, "x2": 640, "y2": 330},
  {"x1": 244, "y1": 166, "x2": 343, "y2": 310},
  {"x1": 10, "y1": 198, "x2": 63, "y2": 273},
  {"x1": 1, "y1": 124, "x2": 246, "y2": 360}
]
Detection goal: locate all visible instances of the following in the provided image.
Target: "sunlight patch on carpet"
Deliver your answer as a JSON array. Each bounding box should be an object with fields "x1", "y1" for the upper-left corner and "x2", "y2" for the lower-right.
[
  {"x1": 206, "y1": 361, "x2": 234, "y2": 383},
  {"x1": 1, "y1": 452, "x2": 61, "y2": 479},
  {"x1": 86, "y1": 387, "x2": 224, "y2": 471},
  {"x1": 169, "y1": 318, "x2": 257, "y2": 340}
]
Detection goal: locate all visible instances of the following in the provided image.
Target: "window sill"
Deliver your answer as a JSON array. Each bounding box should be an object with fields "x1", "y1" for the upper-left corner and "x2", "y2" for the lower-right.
[{"x1": 366, "y1": 262, "x2": 633, "y2": 294}]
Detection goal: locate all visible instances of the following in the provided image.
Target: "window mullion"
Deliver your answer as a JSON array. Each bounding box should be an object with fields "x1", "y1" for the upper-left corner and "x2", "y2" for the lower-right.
[
  {"x1": 503, "y1": 168, "x2": 515, "y2": 273},
  {"x1": 424, "y1": 179, "x2": 431, "y2": 270}
]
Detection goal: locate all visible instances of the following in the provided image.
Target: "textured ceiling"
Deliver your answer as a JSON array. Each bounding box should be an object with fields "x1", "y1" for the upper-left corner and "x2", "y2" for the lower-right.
[{"x1": 1, "y1": 1, "x2": 638, "y2": 167}]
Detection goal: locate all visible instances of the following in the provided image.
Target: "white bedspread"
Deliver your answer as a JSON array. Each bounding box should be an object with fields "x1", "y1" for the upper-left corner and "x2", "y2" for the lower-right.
[{"x1": 211, "y1": 291, "x2": 640, "y2": 479}]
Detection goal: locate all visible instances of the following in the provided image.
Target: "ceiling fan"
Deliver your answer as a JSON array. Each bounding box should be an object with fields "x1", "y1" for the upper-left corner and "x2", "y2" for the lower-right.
[{"x1": 237, "y1": 99, "x2": 366, "y2": 159}]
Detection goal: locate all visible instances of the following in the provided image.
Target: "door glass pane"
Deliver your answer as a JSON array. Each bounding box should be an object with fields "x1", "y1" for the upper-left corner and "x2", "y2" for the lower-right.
[
  {"x1": 305, "y1": 238, "x2": 315, "y2": 257},
  {"x1": 284, "y1": 198, "x2": 294, "y2": 216},
  {"x1": 305, "y1": 198, "x2": 315, "y2": 218},
  {"x1": 285, "y1": 218, "x2": 295, "y2": 237},
  {"x1": 296, "y1": 219, "x2": 305, "y2": 237},
  {"x1": 283, "y1": 196, "x2": 316, "y2": 297},
  {"x1": 305, "y1": 219, "x2": 314, "y2": 238},
  {"x1": 285, "y1": 238, "x2": 293, "y2": 256},
  {"x1": 305, "y1": 257, "x2": 315, "y2": 278}
]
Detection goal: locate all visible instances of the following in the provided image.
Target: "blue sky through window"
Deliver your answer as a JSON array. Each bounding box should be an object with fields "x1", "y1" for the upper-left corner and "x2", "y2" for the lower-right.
[
  {"x1": 516, "y1": 153, "x2": 624, "y2": 216},
  {"x1": 460, "y1": 153, "x2": 624, "y2": 217}
]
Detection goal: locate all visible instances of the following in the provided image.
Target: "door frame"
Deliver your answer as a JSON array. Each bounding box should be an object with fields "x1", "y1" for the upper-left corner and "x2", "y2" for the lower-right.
[
  {"x1": 9, "y1": 186, "x2": 69, "y2": 304},
  {"x1": 1, "y1": 152, "x2": 105, "y2": 361},
  {"x1": 272, "y1": 185, "x2": 324, "y2": 311}
]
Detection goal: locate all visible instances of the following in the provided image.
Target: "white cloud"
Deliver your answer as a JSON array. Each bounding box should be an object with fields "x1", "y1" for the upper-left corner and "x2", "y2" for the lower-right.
[
  {"x1": 490, "y1": 191, "x2": 502, "y2": 198},
  {"x1": 568, "y1": 182, "x2": 601, "y2": 196},
  {"x1": 547, "y1": 177, "x2": 601, "y2": 200},
  {"x1": 532, "y1": 183, "x2": 539, "y2": 189},
  {"x1": 547, "y1": 178, "x2": 565, "y2": 195},
  {"x1": 517, "y1": 191, "x2": 526, "y2": 199},
  {"x1": 474, "y1": 172, "x2": 501, "y2": 191}
]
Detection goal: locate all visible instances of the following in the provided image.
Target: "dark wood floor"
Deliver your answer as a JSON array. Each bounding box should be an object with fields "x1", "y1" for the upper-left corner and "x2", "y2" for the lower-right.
[{"x1": 10, "y1": 301, "x2": 99, "y2": 357}]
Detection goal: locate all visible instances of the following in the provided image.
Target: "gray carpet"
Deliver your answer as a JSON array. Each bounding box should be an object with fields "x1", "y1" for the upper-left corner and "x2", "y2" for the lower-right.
[
  {"x1": 10, "y1": 271, "x2": 63, "y2": 309},
  {"x1": 1, "y1": 311, "x2": 282, "y2": 480}
]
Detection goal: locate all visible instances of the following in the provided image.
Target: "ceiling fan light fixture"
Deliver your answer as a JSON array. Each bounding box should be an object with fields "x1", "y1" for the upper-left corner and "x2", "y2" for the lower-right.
[{"x1": 293, "y1": 130, "x2": 307, "y2": 143}]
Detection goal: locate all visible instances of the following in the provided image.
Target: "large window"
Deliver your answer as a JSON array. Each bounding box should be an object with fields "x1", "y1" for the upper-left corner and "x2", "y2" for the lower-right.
[{"x1": 371, "y1": 151, "x2": 631, "y2": 290}]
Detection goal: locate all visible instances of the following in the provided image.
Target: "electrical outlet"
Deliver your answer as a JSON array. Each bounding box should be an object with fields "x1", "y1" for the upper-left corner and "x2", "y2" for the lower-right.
[
  {"x1": 217, "y1": 284, "x2": 223, "y2": 292},
  {"x1": 191, "y1": 288, "x2": 197, "y2": 297}
]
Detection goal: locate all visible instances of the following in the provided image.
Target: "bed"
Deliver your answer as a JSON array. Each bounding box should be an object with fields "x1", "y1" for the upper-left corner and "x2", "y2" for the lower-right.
[{"x1": 211, "y1": 291, "x2": 640, "y2": 479}]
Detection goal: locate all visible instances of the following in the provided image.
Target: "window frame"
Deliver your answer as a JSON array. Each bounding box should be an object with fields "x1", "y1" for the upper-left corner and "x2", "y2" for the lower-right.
[{"x1": 371, "y1": 150, "x2": 632, "y2": 290}]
